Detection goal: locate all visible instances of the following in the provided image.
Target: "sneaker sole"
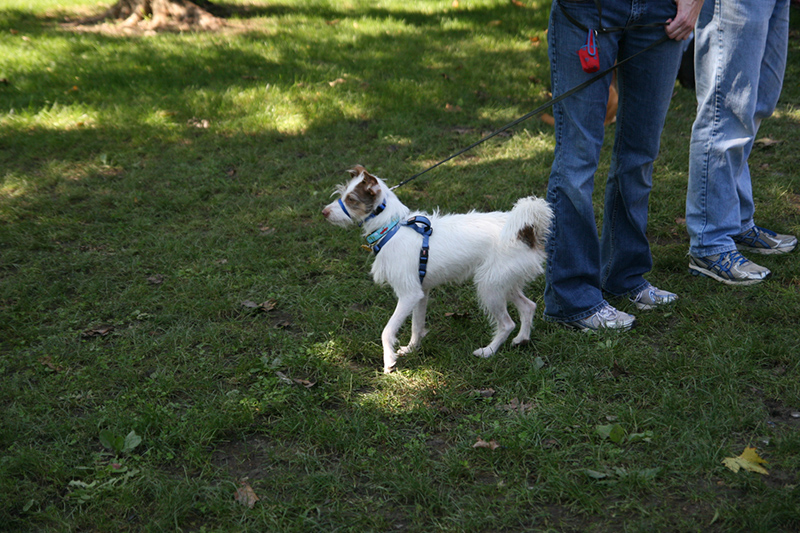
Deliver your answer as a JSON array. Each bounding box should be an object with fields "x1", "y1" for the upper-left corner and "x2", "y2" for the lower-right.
[
  {"x1": 563, "y1": 320, "x2": 636, "y2": 332},
  {"x1": 688, "y1": 264, "x2": 768, "y2": 286},
  {"x1": 735, "y1": 243, "x2": 797, "y2": 255}
]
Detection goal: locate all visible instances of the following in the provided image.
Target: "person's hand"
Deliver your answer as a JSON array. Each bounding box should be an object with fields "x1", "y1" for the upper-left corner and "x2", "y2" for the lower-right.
[{"x1": 665, "y1": 0, "x2": 703, "y2": 41}]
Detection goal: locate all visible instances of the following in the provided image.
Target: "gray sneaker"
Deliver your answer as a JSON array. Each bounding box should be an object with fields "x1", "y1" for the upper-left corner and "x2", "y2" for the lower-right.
[
  {"x1": 688, "y1": 250, "x2": 770, "y2": 285},
  {"x1": 630, "y1": 283, "x2": 678, "y2": 310},
  {"x1": 565, "y1": 302, "x2": 635, "y2": 331},
  {"x1": 733, "y1": 226, "x2": 797, "y2": 255}
]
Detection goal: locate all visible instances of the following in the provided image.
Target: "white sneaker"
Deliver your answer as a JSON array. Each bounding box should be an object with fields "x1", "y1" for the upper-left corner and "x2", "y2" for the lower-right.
[
  {"x1": 732, "y1": 226, "x2": 797, "y2": 255},
  {"x1": 565, "y1": 302, "x2": 635, "y2": 331},
  {"x1": 630, "y1": 283, "x2": 678, "y2": 310},
  {"x1": 688, "y1": 251, "x2": 770, "y2": 285}
]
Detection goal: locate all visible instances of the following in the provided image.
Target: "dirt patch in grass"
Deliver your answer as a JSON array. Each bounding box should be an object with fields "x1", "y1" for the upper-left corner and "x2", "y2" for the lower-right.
[{"x1": 765, "y1": 398, "x2": 800, "y2": 429}]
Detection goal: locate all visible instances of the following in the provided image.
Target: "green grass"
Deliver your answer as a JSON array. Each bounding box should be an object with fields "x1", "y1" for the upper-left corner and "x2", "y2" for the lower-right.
[{"x1": 2, "y1": 0, "x2": 800, "y2": 531}]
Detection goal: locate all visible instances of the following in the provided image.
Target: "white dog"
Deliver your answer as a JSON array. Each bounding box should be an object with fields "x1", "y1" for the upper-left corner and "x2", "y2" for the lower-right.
[{"x1": 322, "y1": 165, "x2": 552, "y2": 373}]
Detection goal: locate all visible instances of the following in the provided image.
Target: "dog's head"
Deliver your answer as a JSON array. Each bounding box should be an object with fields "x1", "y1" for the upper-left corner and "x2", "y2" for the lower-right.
[{"x1": 322, "y1": 165, "x2": 385, "y2": 227}]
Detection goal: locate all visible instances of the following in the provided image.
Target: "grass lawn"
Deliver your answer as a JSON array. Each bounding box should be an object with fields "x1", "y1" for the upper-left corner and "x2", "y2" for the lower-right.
[{"x1": 2, "y1": 0, "x2": 800, "y2": 530}]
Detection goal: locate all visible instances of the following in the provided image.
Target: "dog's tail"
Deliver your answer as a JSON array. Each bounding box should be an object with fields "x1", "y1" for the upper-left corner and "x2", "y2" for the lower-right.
[{"x1": 500, "y1": 196, "x2": 553, "y2": 250}]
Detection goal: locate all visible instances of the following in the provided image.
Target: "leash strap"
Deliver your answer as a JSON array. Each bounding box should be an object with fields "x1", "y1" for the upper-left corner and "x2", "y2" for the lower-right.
[{"x1": 391, "y1": 29, "x2": 670, "y2": 191}]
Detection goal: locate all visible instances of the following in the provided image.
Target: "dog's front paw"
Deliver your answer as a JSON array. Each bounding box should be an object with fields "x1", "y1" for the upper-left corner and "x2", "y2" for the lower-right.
[
  {"x1": 383, "y1": 365, "x2": 396, "y2": 374},
  {"x1": 473, "y1": 347, "x2": 495, "y2": 359}
]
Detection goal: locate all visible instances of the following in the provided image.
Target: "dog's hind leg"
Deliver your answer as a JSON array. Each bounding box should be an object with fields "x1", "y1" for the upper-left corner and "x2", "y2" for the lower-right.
[
  {"x1": 398, "y1": 290, "x2": 430, "y2": 357},
  {"x1": 510, "y1": 289, "x2": 536, "y2": 346},
  {"x1": 382, "y1": 293, "x2": 423, "y2": 373},
  {"x1": 473, "y1": 287, "x2": 515, "y2": 358}
]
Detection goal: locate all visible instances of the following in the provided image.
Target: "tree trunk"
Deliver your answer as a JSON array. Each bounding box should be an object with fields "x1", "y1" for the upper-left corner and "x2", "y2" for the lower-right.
[{"x1": 100, "y1": 0, "x2": 222, "y2": 30}]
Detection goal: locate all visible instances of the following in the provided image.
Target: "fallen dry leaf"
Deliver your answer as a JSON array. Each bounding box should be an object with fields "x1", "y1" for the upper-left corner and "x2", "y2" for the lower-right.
[
  {"x1": 81, "y1": 325, "x2": 114, "y2": 338},
  {"x1": 241, "y1": 300, "x2": 277, "y2": 313},
  {"x1": 328, "y1": 78, "x2": 346, "y2": 87},
  {"x1": 293, "y1": 378, "x2": 316, "y2": 388},
  {"x1": 147, "y1": 274, "x2": 165, "y2": 285},
  {"x1": 473, "y1": 437, "x2": 501, "y2": 450},
  {"x1": 38, "y1": 356, "x2": 65, "y2": 373},
  {"x1": 498, "y1": 398, "x2": 535, "y2": 414},
  {"x1": 275, "y1": 371, "x2": 315, "y2": 388},
  {"x1": 754, "y1": 136, "x2": 781, "y2": 148},
  {"x1": 540, "y1": 113, "x2": 555, "y2": 126},
  {"x1": 234, "y1": 480, "x2": 260, "y2": 508},
  {"x1": 445, "y1": 103, "x2": 462, "y2": 112},
  {"x1": 723, "y1": 447, "x2": 769, "y2": 475}
]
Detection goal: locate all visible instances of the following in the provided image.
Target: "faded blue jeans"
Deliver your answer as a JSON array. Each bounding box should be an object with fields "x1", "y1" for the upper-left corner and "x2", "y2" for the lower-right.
[
  {"x1": 544, "y1": 0, "x2": 684, "y2": 323},
  {"x1": 686, "y1": 0, "x2": 789, "y2": 257}
]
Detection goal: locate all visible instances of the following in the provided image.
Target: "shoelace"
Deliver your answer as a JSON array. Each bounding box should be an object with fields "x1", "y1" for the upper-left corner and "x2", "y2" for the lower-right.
[
  {"x1": 596, "y1": 303, "x2": 617, "y2": 320},
  {"x1": 710, "y1": 251, "x2": 749, "y2": 273},
  {"x1": 726, "y1": 251, "x2": 749, "y2": 266}
]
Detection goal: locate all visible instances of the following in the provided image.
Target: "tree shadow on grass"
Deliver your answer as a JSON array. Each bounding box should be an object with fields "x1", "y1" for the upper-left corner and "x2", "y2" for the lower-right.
[{"x1": 0, "y1": 0, "x2": 555, "y2": 224}]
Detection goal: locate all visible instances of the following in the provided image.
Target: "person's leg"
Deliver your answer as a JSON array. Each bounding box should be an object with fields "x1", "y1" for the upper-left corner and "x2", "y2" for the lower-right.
[
  {"x1": 686, "y1": 0, "x2": 780, "y2": 258},
  {"x1": 544, "y1": 0, "x2": 619, "y2": 322},
  {"x1": 600, "y1": 4, "x2": 684, "y2": 297},
  {"x1": 736, "y1": 0, "x2": 789, "y2": 232}
]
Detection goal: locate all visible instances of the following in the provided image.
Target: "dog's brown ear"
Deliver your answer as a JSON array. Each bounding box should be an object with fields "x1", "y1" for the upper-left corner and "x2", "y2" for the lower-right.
[
  {"x1": 347, "y1": 164, "x2": 367, "y2": 177},
  {"x1": 346, "y1": 165, "x2": 381, "y2": 197},
  {"x1": 361, "y1": 171, "x2": 381, "y2": 197}
]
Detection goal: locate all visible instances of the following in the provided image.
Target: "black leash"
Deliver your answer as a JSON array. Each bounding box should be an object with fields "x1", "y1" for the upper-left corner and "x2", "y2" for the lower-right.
[{"x1": 391, "y1": 31, "x2": 671, "y2": 191}]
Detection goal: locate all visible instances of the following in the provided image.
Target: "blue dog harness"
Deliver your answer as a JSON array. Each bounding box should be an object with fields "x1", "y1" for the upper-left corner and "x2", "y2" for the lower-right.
[
  {"x1": 338, "y1": 195, "x2": 432, "y2": 283},
  {"x1": 400, "y1": 216, "x2": 432, "y2": 284},
  {"x1": 366, "y1": 215, "x2": 433, "y2": 284}
]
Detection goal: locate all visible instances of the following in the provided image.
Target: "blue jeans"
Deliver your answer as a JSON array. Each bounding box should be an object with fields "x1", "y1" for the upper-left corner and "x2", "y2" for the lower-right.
[
  {"x1": 543, "y1": 0, "x2": 683, "y2": 323},
  {"x1": 686, "y1": 0, "x2": 789, "y2": 257}
]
